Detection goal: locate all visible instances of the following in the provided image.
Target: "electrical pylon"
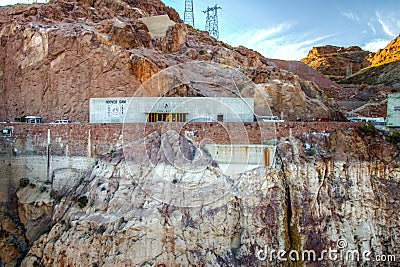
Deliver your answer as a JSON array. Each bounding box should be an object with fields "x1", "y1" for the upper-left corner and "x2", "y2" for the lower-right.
[
  {"x1": 184, "y1": 0, "x2": 194, "y2": 27},
  {"x1": 203, "y1": 4, "x2": 221, "y2": 39}
]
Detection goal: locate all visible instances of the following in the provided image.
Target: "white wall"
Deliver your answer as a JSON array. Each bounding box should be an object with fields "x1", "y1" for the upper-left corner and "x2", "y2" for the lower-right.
[
  {"x1": 89, "y1": 97, "x2": 255, "y2": 123},
  {"x1": 387, "y1": 93, "x2": 400, "y2": 127}
]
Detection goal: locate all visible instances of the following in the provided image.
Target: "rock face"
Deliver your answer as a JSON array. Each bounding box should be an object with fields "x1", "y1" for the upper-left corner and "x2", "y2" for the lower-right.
[
  {"x1": 301, "y1": 37, "x2": 400, "y2": 116},
  {"x1": 14, "y1": 129, "x2": 400, "y2": 266},
  {"x1": 16, "y1": 181, "x2": 54, "y2": 244},
  {"x1": 366, "y1": 35, "x2": 400, "y2": 67},
  {"x1": 0, "y1": 0, "x2": 343, "y2": 123},
  {"x1": 302, "y1": 36, "x2": 400, "y2": 88},
  {"x1": 301, "y1": 45, "x2": 370, "y2": 81},
  {"x1": 0, "y1": 212, "x2": 27, "y2": 266},
  {"x1": 341, "y1": 35, "x2": 400, "y2": 87},
  {"x1": 341, "y1": 61, "x2": 400, "y2": 87}
]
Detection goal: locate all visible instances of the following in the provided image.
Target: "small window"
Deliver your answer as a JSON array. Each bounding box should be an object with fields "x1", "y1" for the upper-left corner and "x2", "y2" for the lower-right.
[{"x1": 217, "y1": 115, "x2": 223, "y2": 122}]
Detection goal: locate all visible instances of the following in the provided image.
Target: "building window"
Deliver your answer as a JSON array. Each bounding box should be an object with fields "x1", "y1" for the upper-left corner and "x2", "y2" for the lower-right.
[
  {"x1": 147, "y1": 113, "x2": 187, "y2": 122},
  {"x1": 217, "y1": 114, "x2": 223, "y2": 122},
  {"x1": 25, "y1": 116, "x2": 42, "y2": 124}
]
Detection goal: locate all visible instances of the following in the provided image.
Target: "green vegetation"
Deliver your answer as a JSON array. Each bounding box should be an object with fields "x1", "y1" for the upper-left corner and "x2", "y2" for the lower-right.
[
  {"x1": 96, "y1": 225, "x2": 106, "y2": 235},
  {"x1": 33, "y1": 261, "x2": 45, "y2": 267},
  {"x1": 358, "y1": 123, "x2": 376, "y2": 136},
  {"x1": 386, "y1": 131, "x2": 400, "y2": 144},
  {"x1": 50, "y1": 190, "x2": 62, "y2": 202},
  {"x1": 385, "y1": 131, "x2": 400, "y2": 150},
  {"x1": 305, "y1": 147, "x2": 316, "y2": 156},
  {"x1": 78, "y1": 196, "x2": 88, "y2": 208},
  {"x1": 19, "y1": 178, "x2": 30, "y2": 188}
]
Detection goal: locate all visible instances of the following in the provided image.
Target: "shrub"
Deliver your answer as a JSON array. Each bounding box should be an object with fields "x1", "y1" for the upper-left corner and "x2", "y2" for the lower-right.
[
  {"x1": 386, "y1": 132, "x2": 400, "y2": 144},
  {"x1": 358, "y1": 123, "x2": 376, "y2": 136},
  {"x1": 19, "y1": 178, "x2": 30, "y2": 188},
  {"x1": 96, "y1": 225, "x2": 106, "y2": 235},
  {"x1": 305, "y1": 147, "x2": 316, "y2": 156},
  {"x1": 50, "y1": 190, "x2": 62, "y2": 202},
  {"x1": 78, "y1": 196, "x2": 88, "y2": 208}
]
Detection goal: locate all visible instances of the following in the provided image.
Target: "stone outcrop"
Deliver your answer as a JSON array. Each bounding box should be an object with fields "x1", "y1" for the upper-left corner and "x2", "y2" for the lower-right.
[
  {"x1": 341, "y1": 60, "x2": 400, "y2": 87},
  {"x1": 16, "y1": 181, "x2": 54, "y2": 244},
  {"x1": 0, "y1": 212, "x2": 27, "y2": 266},
  {"x1": 301, "y1": 37, "x2": 400, "y2": 116},
  {"x1": 366, "y1": 35, "x2": 400, "y2": 67},
  {"x1": 14, "y1": 128, "x2": 399, "y2": 266},
  {"x1": 341, "y1": 35, "x2": 400, "y2": 87},
  {"x1": 301, "y1": 45, "x2": 371, "y2": 81}
]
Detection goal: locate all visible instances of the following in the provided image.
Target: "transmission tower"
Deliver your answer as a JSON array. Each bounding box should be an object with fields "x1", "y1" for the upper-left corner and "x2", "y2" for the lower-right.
[
  {"x1": 203, "y1": 5, "x2": 221, "y2": 39},
  {"x1": 184, "y1": 0, "x2": 194, "y2": 27}
]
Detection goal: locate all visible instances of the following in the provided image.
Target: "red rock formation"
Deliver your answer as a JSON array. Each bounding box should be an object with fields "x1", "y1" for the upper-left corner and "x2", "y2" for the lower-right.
[
  {"x1": 301, "y1": 45, "x2": 371, "y2": 81},
  {"x1": 366, "y1": 35, "x2": 400, "y2": 67}
]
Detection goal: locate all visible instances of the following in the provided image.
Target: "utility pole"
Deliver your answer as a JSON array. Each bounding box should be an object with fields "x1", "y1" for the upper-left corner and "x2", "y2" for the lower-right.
[
  {"x1": 346, "y1": 65, "x2": 352, "y2": 78},
  {"x1": 203, "y1": 4, "x2": 221, "y2": 39},
  {"x1": 184, "y1": 0, "x2": 194, "y2": 27}
]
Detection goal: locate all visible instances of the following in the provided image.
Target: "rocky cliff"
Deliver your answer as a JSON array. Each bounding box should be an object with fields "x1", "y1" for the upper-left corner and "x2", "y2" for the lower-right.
[
  {"x1": 2, "y1": 128, "x2": 396, "y2": 266},
  {"x1": 366, "y1": 35, "x2": 400, "y2": 67},
  {"x1": 0, "y1": 0, "x2": 344, "y2": 122},
  {"x1": 301, "y1": 37, "x2": 400, "y2": 117},
  {"x1": 342, "y1": 35, "x2": 400, "y2": 87},
  {"x1": 301, "y1": 36, "x2": 400, "y2": 88},
  {"x1": 300, "y1": 46, "x2": 371, "y2": 82}
]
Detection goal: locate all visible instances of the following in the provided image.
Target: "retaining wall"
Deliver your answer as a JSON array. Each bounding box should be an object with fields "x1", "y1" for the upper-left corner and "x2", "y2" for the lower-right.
[{"x1": 1, "y1": 122, "x2": 360, "y2": 157}]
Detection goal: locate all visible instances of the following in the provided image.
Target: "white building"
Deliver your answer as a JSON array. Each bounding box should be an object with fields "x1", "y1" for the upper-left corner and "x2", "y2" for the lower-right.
[
  {"x1": 89, "y1": 97, "x2": 255, "y2": 123},
  {"x1": 387, "y1": 93, "x2": 400, "y2": 128}
]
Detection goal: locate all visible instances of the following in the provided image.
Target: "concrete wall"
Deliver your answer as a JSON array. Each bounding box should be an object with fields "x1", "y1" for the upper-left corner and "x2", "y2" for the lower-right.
[
  {"x1": 138, "y1": 15, "x2": 176, "y2": 38},
  {"x1": 0, "y1": 156, "x2": 92, "y2": 204},
  {"x1": 204, "y1": 144, "x2": 275, "y2": 168},
  {"x1": 89, "y1": 97, "x2": 255, "y2": 123},
  {"x1": 1, "y1": 122, "x2": 361, "y2": 158},
  {"x1": 387, "y1": 93, "x2": 400, "y2": 127}
]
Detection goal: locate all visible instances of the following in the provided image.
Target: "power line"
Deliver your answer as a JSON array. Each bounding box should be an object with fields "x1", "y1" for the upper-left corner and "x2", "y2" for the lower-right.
[
  {"x1": 184, "y1": 0, "x2": 194, "y2": 27},
  {"x1": 203, "y1": 4, "x2": 221, "y2": 39}
]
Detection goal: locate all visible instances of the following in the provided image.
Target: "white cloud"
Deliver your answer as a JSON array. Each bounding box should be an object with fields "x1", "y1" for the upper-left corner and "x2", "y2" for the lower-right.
[
  {"x1": 376, "y1": 12, "x2": 400, "y2": 37},
  {"x1": 261, "y1": 34, "x2": 340, "y2": 60},
  {"x1": 246, "y1": 24, "x2": 289, "y2": 47},
  {"x1": 367, "y1": 21, "x2": 376, "y2": 35},
  {"x1": 341, "y1": 11, "x2": 360, "y2": 21},
  {"x1": 226, "y1": 26, "x2": 339, "y2": 60},
  {"x1": 227, "y1": 23, "x2": 290, "y2": 48},
  {"x1": 363, "y1": 39, "x2": 390, "y2": 52}
]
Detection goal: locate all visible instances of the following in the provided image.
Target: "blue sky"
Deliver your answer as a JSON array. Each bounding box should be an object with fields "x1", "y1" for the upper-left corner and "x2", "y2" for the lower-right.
[
  {"x1": 161, "y1": 0, "x2": 400, "y2": 60},
  {"x1": 1, "y1": 0, "x2": 399, "y2": 60}
]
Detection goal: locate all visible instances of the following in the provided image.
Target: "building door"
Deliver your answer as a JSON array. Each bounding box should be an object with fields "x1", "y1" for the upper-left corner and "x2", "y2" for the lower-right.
[
  {"x1": 263, "y1": 148, "x2": 270, "y2": 166},
  {"x1": 217, "y1": 114, "x2": 223, "y2": 122}
]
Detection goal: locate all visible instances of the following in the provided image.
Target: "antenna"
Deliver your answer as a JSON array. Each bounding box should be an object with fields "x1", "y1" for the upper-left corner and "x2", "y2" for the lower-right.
[
  {"x1": 203, "y1": 4, "x2": 221, "y2": 39},
  {"x1": 184, "y1": 0, "x2": 194, "y2": 27}
]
